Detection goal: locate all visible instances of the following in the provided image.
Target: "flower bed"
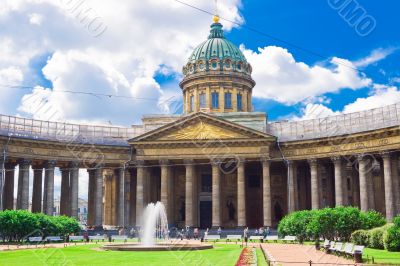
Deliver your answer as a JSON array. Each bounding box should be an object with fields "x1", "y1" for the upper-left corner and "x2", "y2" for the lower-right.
[{"x1": 235, "y1": 247, "x2": 257, "y2": 266}]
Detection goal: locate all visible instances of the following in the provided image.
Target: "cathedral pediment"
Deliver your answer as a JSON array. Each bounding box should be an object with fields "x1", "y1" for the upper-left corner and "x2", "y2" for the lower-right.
[{"x1": 129, "y1": 112, "x2": 275, "y2": 144}]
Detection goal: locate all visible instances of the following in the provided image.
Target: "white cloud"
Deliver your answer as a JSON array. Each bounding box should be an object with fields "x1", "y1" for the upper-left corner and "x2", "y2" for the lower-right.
[
  {"x1": 0, "y1": 0, "x2": 244, "y2": 124},
  {"x1": 353, "y1": 47, "x2": 398, "y2": 68},
  {"x1": 242, "y1": 46, "x2": 371, "y2": 104}
]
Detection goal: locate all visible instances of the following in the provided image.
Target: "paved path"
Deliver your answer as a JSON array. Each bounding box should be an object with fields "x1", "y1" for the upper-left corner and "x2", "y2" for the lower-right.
[{"x1": 261, "y1": 243, "x2": 357, "y2": 266}]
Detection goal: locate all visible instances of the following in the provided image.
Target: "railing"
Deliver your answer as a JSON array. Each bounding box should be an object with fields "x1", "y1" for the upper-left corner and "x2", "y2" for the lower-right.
[
  {"x1": 268, "y1": 102, "x2": 400, "y2": 141},
  {"x1": 0, "y1": 114, "x2": 144, "y2": 146},
  {"x1": 1, "y1": 103, "x2": 400, "y2": 145}
]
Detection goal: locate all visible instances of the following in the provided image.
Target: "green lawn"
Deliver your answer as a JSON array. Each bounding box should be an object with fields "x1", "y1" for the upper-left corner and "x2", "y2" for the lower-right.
[
  {"x1": 363, "y1": 248, "x2": 400, "y2": 265},
  {"x1": 0, "y1": 244, "x2": 243, "y2": 266},
  {"x1": 256, "y1": 248, "x2": 267, "y2": 266}
]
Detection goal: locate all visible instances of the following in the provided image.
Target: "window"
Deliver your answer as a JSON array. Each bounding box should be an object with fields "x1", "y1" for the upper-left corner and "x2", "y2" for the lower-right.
[
  {"x1": 190, "y1": 95, "x2": 194, "y2": 112},
  {"x1": 225, "y1": 92, "x2": 232, "y2": 109},
  {"x1": 212, "y1": 92, "x2": 219, "y2": 109},
  {"x1": 237, "y1": 94, "x2": 242, "y2": 111},
  {"x1": 199, "y1": 93, "x2": 206, "y2": 108},
  {"x1": 201, "y1": 174, "x2": 212, "y2": 192}
]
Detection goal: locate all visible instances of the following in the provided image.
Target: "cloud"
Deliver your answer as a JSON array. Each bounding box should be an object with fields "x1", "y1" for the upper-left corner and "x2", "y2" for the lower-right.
[
  {"x1": 0, "y1": 0, "x2": 244, "y2": 124},
  {"x1": 242, "y1": 45, "x2": 371, "y2": 104},
  {"x1": 353, "y1": 47, "x2": 399, "y2": 68}
]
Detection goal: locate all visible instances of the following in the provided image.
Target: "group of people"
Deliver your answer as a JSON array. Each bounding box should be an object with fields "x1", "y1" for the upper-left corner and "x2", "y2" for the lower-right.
[{"x1": 243, "y1": 227, "x2": 270, "y2": 243}]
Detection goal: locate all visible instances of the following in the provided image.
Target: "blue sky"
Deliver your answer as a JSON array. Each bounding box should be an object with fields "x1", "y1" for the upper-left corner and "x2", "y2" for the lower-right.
[
  {"x1": 1, "y1": 0, "x2": 400, "y2": 125},
  {"x1": 224, "y1": 0, "x2": 400, "y2": 119}
]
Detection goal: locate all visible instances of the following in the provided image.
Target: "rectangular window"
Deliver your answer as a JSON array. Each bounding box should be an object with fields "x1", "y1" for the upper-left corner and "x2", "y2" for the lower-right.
[
  {"x1": 200, "y1": 93, "x2": 206, "y2": 108},
  {"x1": 190, "y1": 95, "x2": 194, "y2": 112},
  {"x1": 212, "y1": 92, "x2": 219, "y2": 109},
  {"x1": 237, "y1": 94, "x2": 242, "y2": 111},
  {"x1": 225, "y1": 92, "x2": 232, "y2": 109}
]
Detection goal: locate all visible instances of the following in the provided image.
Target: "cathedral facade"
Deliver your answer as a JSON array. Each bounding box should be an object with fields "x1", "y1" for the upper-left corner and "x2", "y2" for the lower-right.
[{"x1": 1, "y1": 17, "x2": 400, "y2": 229}]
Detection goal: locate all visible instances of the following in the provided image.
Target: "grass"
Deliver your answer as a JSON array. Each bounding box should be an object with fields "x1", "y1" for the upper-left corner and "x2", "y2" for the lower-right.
[
  {"x1": 256, "y1": 247, "x2": 267, "y2": 266},
  {"x1": 363, "y1": 248, "x2": 400, "y2": 265},
  {"x1": 0, "y1": 243, "x2": 243, "y2": 266}
]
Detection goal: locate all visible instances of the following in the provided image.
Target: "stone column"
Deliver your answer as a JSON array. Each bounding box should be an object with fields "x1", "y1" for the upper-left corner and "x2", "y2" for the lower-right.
[
  {"x1": 60, "y1": 168, "x2": 70, "y2": 216},
  {"x1": 17, "y1": 159, "x2": 31, "y2": 210},
  {"x1": 136, "y1": 162, "x2": 145, "y2": 227},
  {"x1": 308, "y1": 159, "x2": 319, "y2": 210},
  {"x1": 184, "y1": 159, "x2": 194, "y2": 227},
  {"x1": 237, "y1": 159, "x2": 246, "y2": 227},
  {"x1": 358, "y1": 155, "x2": 368, "y2": 212},
  {"x1": 287, "y1": 161, "x2": 296, "y2": 213},
  {"x1": 212, "y1": 161, "x2": 221, "y2": 227},
  {"x1": 332, "y1": 157, "x2": 344, "y2": 206},
  {"x1": 3, "y1": 163, "x2": 15, "y2": 210},
  {"x1": 43, "y1": 160, "x2": 56, "y2": 216},
  {"x1": 31, "y1": 167, "x2": 43, "y2": 213},
  {"x1": 94, "y1": 166, "x2": 103, "y2": 226},
  {"x1": 262, "y1": 158, "x2": 272, "y2": 227},
  {"x1": 392, "y1": 155, "x2": 400, "y2": 216},
  {"x1": 116, "y1": 167, "x2": 125, "y2": 226},
  {"x1": 87, "y1": 169, "x2": 95, "y2": 226},
  {"x1": 69, "y1": 162, "x2": 79, "y2": 219},
  {"x1": 160, "y1": 160, "x2": 170, "y2": 222},
  {"x1": 382, "y1": 153, "x2": 394, "y2": 221}
]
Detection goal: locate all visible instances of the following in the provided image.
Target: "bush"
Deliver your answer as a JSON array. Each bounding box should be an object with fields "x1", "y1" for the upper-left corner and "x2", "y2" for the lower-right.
[
  {"x1": 383, "y1": 226, "x2": 400, "y2": 251},
  {"x1": 334, "y1": 207, "x2": 363, "y2": 241},
  {"x1": 369, "y1": 224, "x2": 392, "y2": 249},
  {"x1": 278, "y1": 210, "x2": 315, "y2": 243},
  {"x1": 361, "y1": 210, "x2": 386, "y2": 230},
  {"x1": 351, "y1": 229, "x2": 369, "y2": 246},
  {"x1": 307, "y1": 208, "x2": 337, "y2": 240},
  {"x1": 0, "y1": 210, "x2": 80, "y2": 242}
]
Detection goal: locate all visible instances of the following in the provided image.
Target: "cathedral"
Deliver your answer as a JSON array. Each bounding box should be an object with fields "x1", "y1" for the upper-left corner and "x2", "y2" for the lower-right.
[{"x1": 1, "y1": 16, "x2": 400, "y2": 229}]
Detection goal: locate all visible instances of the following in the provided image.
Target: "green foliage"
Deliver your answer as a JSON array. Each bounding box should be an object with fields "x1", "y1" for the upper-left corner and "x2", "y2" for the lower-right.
[
  {"x1": 306, "y1": 208, "x2": 337, "y2": 240},
  {"x1": 360, "y1": 210, "x2": 386, "y2": 230},
  {"x1": 278, "y1": 210, "x2": 315, "y2": 243},
  {"x1": 351, "y1": 229, "x2": 369, "y2": 246},
  {"x1": 383, "y1": 226, "x2": 400, "y2": 252},
  {"x1": 383, "y1": 215, "x2": 400, "y2": 252},
  {"x1": 369, "y1": 224, "x2": 392, "y2": 249},
  {"x1": 333, "y1": 207, "x2": 363, "y2": 241},
  {"x1": 0, "y1": 210, "x2": 80, "y2": 242}
]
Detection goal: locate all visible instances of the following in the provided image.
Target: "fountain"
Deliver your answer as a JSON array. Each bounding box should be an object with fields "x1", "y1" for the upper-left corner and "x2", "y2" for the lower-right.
[{"x1": 103, "y1": 201, "x2": 212, "y2": 251}]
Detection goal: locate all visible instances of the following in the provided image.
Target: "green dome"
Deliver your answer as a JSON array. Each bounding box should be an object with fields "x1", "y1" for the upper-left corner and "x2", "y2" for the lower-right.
[
  {"x1": 188, "y1": 23, "x2": 247, "y2": 64},
  {"x1": 183, "y1": 21, "x2": 252, "y2": 76}
]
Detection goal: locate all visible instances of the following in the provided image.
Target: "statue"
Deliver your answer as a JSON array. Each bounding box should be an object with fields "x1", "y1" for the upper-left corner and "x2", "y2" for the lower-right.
[{"x1": 226, "y1": 199, "x2": 235, "y2": 221}]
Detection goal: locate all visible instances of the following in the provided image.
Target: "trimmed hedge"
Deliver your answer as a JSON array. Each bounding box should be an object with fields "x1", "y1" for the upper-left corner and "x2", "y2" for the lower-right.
[
  {"x1": 383, "y1": 217, "x2": 400, "y2": 252},
  {"x1": 278, "y1": 207, "x2": 386, "y2": 243},
  {"x1": 0, "y1": 210, "x2": 81, "y2": 242}
]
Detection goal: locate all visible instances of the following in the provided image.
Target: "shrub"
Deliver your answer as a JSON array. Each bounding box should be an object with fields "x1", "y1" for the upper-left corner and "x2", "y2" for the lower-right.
[
  {"x1": 278, "y1": 210, "x2": 315, "y2": 243},
  {"x1": 307, "y1": 208, "x2": 337, "y2": 240},
  {"x1": 369, "y1": 224, "x2": 392, "y2": 249},
  {"x1": 360, "y1": 210, "x2": 386, "y2": 230},
  {"x1": 0, "y1": 210, "x2": 80, "y2": 242},
  {"x1": 351, "y1": 229, "x2": 369, "y2": 246},
  {"x1": 334, "y1": 207, "x2": 362, "y2": 241},
  {"x1": 383, "y1": 226, "x2": 400, "y2": 251}
]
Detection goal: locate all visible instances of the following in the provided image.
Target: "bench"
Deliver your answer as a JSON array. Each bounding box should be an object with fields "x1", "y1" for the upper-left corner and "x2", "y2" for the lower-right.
[
  {"x1": 88, "y1": 236, "x2": 106, "y2": 242},
  {"x1": 27, "y1": 237, "x2": 43, "y2": 245},
  {"x1": 204, "y1": 235, "x2": 220, "y2": 242},
  {"x1": 322, "y1": 239, "x2": 330, "y2": 250},
  {"x1": 111, "y1": 235, "x2": 128, "y2": 242},
  {"x1": 265, "y1": 236, "x2": 278, "y2": 242},
  {"x1": 69, "y1": 236, "x2": 85, "y2": 242},
  {"x1": 249, "y1": 236, "x2": 264, "y2": 242},
  {"x1": 346, "y1": 245, "x2": 364, "y2": 256},
  {"x1": 226, "y1": 235, "x2": 242, "y2": 244},
  {"x1": 341, "y1": 242, "x2": 354, "y2": 257},
  {"x1": 282, "y1": 236, "x2": 296, "y2": 243},
  {"x1": 329, "y1": 242, "x2": 343, "y2": 254},
  {"x1": 45, "y1": 236, "x2": 63, "y2": 243}
]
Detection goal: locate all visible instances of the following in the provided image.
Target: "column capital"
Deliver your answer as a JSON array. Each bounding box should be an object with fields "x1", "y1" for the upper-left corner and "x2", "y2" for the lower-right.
[
  {"x1": 45, "y1": 160, "x2": 56, "y2": 169},
  {"x1": 261, "y1": 156, "x2": 271, "y2": 165},
  {"x1": 18, "y1": 159, "x2": 32, "y2": 167},
  {"x1": 307, "y1": 158, "x2": 318, "y2": 166},
  {"x1": 69, "y1": 161, "x2": 80, "y2": 168},
  {"x1": 159, "y1": 159, "x2": 170, "y2": 166},
  {"x1": 331, "y1": 156, "x2": 342, "y2": 164},
  {"x1": 381, "y1": 151, "x2": 391, "y2": 159},
  {"x1": 183, "y1": 159, "x2": 195, "y2": 165},
  {"x1": 135, "y1": 160, "x2": 145, "y2": 167}
]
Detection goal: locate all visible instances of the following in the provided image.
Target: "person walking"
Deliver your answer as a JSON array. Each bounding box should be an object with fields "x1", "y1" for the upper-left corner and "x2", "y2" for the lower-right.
[
  {"x1": 217, "y1": 227, "x2": 222, "y2": 237},
  {"x1": 194, "y1": 228, "x2": 199, "y2": 240},
  {"x1": 243, "y1": 227, "x2": 249, "y2": 246}
]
